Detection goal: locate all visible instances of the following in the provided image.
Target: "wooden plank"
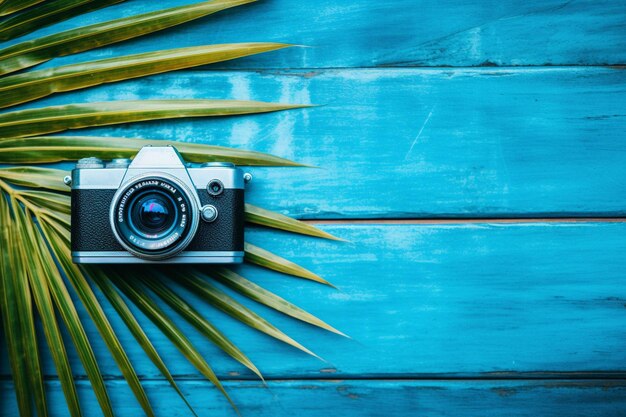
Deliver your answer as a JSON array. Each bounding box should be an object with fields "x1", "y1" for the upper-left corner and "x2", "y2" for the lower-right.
[
  {"x1": 3, "y1": 222, "x2": 626, "y2": 379},
  {"x1": 3, "y1": 379, "x2": 626, "y2": 417},
  {"x1": 5, "y1": 0, "x2": 626, "y2": 68},
  {"x1": 17, "y1": 67, "x2": 626, "y2": 218}
]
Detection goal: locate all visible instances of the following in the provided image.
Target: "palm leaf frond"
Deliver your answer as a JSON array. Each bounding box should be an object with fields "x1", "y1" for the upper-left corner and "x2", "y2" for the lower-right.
[
  {"x1": 0, "y1": 0, "x2": 44, "y2": 17},
  {"x1": 88, "y1": 267, "x2": 199, "y2": 417},
  {"x1": 210, "y1": 267, "x2": 346, "y2": 336},
  {"x1": 0, "y1": 43, "x2": 290, "y2": 108},
  {"x1": 41, "y1": 211, "x2": 72, "y2": 238},
  {"x1": 0, "y1": 166, "x2": 69, "y2": 191},
  {"x1": 0, "y1": 0, "x2": 126, "y2": 42},
  {"x1": 44, "y1": 226, "x2": 156, "y2": 417},
  {"x1": 14, "y1": 189, "x2": 70, "y2": 213},
  {"x1": 6, "y1": 188, "x2": 113, "y2": 416},
  {"x1": 109, "y1": 271, "x2": 238, "y2": 412},
  {"x1": 177, "y1": 271, "x2": 321, "y2": 359},
  {"x1": 0, "y1": 192, "x2": 35, "y2": 417},
  {"x1": 0, "y1": 135, "x2": 304, "y2": 166},
  {"x1": 0, "y1": 0, "x2": 257, "y2": 75},
  {"x1": 245, "y1": 203, "x2": 341, "y2": 240},
  {"x1": 26, "y1": 212, "x2": 115, "y2": 417},
  {"x1": 0, "y1": 0, "x2": 345, "y2": 414},
  {"x1": 140, "y1": 273, "x2": 263, "y2": 380},
  {"x1": 10, "y1": 201, "x2": 49, "y2": 417},
  {"x1": 0, "y1": 99, "x2": 309, "y2": 137},
  {"x1": 245, "y1": 242, "x2": 333, "y2": 286},
  {"x1": 19, "y1": 215, "x2": 82, "y2": 417}
]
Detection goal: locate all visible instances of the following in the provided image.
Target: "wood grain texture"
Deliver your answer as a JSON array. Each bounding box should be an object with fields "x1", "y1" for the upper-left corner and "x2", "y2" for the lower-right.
[
  {"x1": 16, "y1": 67, "x2": 626, "y2": 218},
  {"x1": 2, "y1": 1, "x2": 625, "y2": 415},
  {"x1": 3, "y1": 0, "x2": 625, "y2": 68},
  {"x1": 3, "y1": 222, "x2": 626, "y2": 380},
  {"x1": 3, "y1": 379, "x2": 626, "y2": 417}
]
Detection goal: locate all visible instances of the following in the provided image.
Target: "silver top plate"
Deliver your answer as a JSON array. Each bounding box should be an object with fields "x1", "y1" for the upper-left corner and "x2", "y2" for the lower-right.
[{"x1": 71, "y1": 146, "x2": 245, "y2": 190}]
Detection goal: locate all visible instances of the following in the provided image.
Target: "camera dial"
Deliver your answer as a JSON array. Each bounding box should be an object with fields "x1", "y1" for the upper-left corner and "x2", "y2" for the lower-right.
[{"x1": 76, "y1": 157, "x2": 104, "y2": 169}]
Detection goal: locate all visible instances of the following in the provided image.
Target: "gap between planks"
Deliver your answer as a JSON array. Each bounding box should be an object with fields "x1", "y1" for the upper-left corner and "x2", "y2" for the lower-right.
[
  {"x1": 287, "y1": 371, "x2": 626, "y2": 381},
  {"x1": 8, "y1": 371, "x2": 626, "y2": 383},
  {"x1": 191, "y1": 65, "x2": 626, "y2": 71},
  {"x1": 303, "y1": 217, "x2": 626, "y2": 225}
]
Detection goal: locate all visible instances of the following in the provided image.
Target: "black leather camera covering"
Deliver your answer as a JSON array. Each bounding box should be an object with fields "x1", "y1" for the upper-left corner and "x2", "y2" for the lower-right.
[{"x1": 71, "y1": 188, "x2": 244, "y2": 253}]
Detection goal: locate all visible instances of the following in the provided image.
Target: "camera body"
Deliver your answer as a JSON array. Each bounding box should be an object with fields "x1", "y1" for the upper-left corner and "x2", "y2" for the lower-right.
[{"x1": 70, "y1": 146, "x2": 245, "y2": 264}]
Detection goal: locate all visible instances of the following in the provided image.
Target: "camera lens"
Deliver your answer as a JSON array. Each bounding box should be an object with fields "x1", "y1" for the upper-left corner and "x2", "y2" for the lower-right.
[
  {"x1": 111, "y1": 176, "x2": 199, "y2": 260},
  {"x1": 130, "y1": 193, "x2": 176, "y2": 234}
]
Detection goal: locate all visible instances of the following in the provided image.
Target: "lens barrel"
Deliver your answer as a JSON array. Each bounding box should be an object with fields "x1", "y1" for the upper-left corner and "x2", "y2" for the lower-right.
[{"x1": 110, "y1": 175, "x2": 199, "y2": 260}]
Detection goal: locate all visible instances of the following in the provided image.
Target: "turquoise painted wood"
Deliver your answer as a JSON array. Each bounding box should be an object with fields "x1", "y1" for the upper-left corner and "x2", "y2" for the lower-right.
[
  {"x1": 3, "y1": 0, "x2": 626, "y2": 68},
  {"x1": 2, "y1": 0, "x2": 626, "y2": 416},
  {"x1": 10, "y1": 67, "x2": 626, "y2": 218},
  {"x1": 4, "y1": 380, "x2": 626, "y2": 417},
  {"x1": 4, "y1": 222, "x2": 626, "y2": 378}
]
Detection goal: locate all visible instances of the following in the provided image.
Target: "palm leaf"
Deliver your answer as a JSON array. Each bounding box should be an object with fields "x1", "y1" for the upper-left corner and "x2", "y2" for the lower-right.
[
  {"x1": 43, "y1": 225, "x2": 156, "y2": 417},
  {"x1": 0, "y1": 167, "x2": 69, "y2": 191},
  {"x1": 209, "y1": 267, "x2": 346, "y2": 336},
  {"x1": 40, "y1": 211, "x2": 71, "y2": 240},
  {"x1": 10, "y1": 202, "x2": 49, "y2": 417},
  {"x1": 177, "y1": 271, "x2": 320, "y2": 359},
  {"x1": 140, "y1": 273, "x2": 263, "y2": 380},
  {"x1": 0, "y1": 43, "x2": 289, "y2": 108},
  {"x1": 15, "y1": 189, "x2": 71, "y2": 214},
  {"x1": 0, "y1": 99, "x2": 309, "y2": 137},
  {"x1": 0, "y1": 0, "x2": 126, "y2": 42},
  {"x1": 0, "y1": 0, "x2": 257, "y2": 75},
  {"x1": 0, "y1": 135, "x2": 304, "y2": 166},
  {"x1": 0, "y1": 192, "x2": 34, "y2": 417},
  {"x1": 0, "y1": 0, "x2": 339, "y2": 414},
  {"x1": 88, "y1": 267, "x2": 199, "y2": 417},
  {"x1": 18, "y1": 205, "x2": 82, "y2": 416},
  {"x1": 108, "y1": 272, "x2": 238, "y2": 412},
  {"x1": 245, "y1": 242, "x2": 333, "y2": 286},
  {"x1": 245, "y1": 203, "x2": 341, "y2": 240},
  {"x1": 29, "y1": 222, "x2": 115, "y2": 417},
  {"x1": 0, "y1": 0, "x2": 44, "y2": 17}
]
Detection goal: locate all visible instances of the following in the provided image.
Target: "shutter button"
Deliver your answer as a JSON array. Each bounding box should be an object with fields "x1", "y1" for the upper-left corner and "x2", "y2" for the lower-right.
[{"x1": 201, "y1": 205, "x2": 218, "y2": 222}]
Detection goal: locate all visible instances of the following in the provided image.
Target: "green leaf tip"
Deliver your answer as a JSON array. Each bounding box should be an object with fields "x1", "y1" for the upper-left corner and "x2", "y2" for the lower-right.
[
  {"x1": 244, "y1": 242, "x2": 336, "y2": 288},
  {"x1": 245, "y1": 203, "x2": 344, "y2": 241}
]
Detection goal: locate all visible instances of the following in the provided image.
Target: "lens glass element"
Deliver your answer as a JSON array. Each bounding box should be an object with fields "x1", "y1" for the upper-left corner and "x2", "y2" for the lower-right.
[
  {"x1": 140, "y1": 198, "x2": 168, "y2": 227},
  {"x1": 129, "y1": 192, "x2": 176, "y2": 235}
]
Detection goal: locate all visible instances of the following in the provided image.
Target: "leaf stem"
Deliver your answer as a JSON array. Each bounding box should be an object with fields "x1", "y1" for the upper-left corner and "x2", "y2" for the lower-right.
[{"x1": 0, "y1": 178, "x2": 56, "y2": 216}]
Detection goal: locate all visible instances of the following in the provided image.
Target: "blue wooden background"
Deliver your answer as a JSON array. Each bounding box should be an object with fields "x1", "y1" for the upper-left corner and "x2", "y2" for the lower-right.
[{"x1": 2, "y1": 0, "x2": 626, "y2": 415}]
